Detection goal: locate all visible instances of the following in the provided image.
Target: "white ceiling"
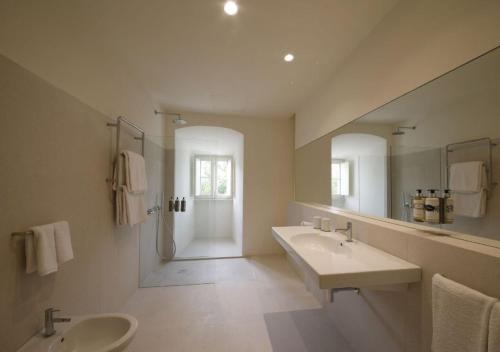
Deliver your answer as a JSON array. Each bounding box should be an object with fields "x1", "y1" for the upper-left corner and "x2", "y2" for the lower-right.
[{"x1": 0, "y1": 0, "x2": 398, "y2": 136}]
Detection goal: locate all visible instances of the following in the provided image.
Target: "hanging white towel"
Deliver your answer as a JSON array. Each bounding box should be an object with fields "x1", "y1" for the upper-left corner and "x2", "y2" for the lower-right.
[
  {"x1": 122, "y1": 150, "x2": 148, "y2": 193},
  {"x1": 123, "y1": 188, "x2": 147, "y2": 226},
  {"x1": 26, "y1": 224, "x2": 58, "y2": 276},
  {"x1": 53, "y1": 221, "x2": 74, "y2": 264},
  {"x1": 453, "y1": 190, "x2": 487, "y2": 218},
  {"x1": 432, "y1": 274, "x2": 497, "y2": 352},
  {"x1": 116, "y1": 186, "x2": 147, "y2": 226},
  {"x1": 488, "y1": 303, "x2": 500, "y2": 352},
  {"x1": 449, "y1": 161, "x2": 486, "y2": 193}
]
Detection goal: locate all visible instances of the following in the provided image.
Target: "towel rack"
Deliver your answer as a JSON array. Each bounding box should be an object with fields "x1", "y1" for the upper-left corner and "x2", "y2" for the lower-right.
[
  {"x1": 11, "y1": 230, "x2": 34, "y2": 238},
  {"x1": 445, "y1": 137, "x2": 498, "y2": 190},
  {"x1": 107, "y1": 116, "x2": 145, "y2": 157},
  {"x1": 106, "y1": 116, "x2": 146, "y2": 184}
]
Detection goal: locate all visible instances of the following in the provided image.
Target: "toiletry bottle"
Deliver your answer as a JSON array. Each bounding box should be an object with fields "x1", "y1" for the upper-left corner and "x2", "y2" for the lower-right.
[
  {"x1": 181, "y1": 197, "x2": 186, "y2": 212},
  {"x1": 443, "y1": 190, "x2": 454, "y2": 224},
  {"x1": 174, "y1": 197, "x2": 180, "y2": 212},
  {"x1": 168, "y1": 197, "x2": 174, "y2": 212},
  {"x1": 412, "y1": 189, "x2": 425, "y2": 222},
  {"x1": 425, "y1": 190, "x2": 440, "y2": 224}
]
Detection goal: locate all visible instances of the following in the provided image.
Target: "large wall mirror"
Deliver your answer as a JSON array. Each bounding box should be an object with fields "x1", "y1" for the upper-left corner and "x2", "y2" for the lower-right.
[{"x1": 295, "y1": 46, "x2": 500, "y2": 246}]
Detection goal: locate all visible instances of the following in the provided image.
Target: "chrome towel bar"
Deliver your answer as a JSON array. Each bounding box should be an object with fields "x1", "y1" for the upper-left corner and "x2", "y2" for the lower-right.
[
  {"x1": 11, "y1": 230, "x2": 34, "y2": 238},
  {"x1": 106, "y1": 116, "x2": 146, "y2": 184}
]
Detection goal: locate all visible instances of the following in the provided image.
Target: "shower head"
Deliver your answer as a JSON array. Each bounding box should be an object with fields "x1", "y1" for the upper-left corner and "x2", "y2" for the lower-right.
[
  {"x1": 172, "y1": 115, "x2": 187, "y2": 125},
  {"x1": 392, "y1": 126, "x2": 416, "y2": 135},
  {"x1": 154, "y1": 110, "x2": 188, "y2": 125}
]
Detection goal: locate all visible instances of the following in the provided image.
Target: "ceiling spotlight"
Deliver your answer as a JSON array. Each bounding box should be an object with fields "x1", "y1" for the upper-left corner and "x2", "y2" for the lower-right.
[
  {"x1": 284, "y1": 53, "x2": 294, "y2": 62},
  {"x1": 224, "y1": 1, "x2": 238, "y2": 15}
]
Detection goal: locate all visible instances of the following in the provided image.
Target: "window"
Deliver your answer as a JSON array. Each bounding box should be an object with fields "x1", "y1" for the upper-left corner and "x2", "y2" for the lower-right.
[
  {"x1": 193, "y1": 155, "x2": 233, "y2": 199},
  {"x1": 331, "y1": 159, "x2": 350, "y2": 197}
]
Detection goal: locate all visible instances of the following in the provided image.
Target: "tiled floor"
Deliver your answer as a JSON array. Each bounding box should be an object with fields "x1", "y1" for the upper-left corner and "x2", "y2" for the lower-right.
[
  {"x1": 175, "y1": 237, "x2": 242, "y2": 258},
  {"x1": 123, "y1": 255, "x2": 322, "y2": 352}
]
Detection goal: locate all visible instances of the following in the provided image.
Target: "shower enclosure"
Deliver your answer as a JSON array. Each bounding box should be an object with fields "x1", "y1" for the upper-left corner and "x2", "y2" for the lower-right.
[{"x1": 138, "y1": 126, "x2": 244, "y2": 287}]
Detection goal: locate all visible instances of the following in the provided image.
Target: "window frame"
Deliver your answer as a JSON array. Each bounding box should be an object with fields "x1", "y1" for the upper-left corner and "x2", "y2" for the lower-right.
[
  {"x1": 192, "y1": 154, "x2": 234, "y2": 200},
  {"x1": 331, "y1": 158, "x2": 350, "y2": 198}
]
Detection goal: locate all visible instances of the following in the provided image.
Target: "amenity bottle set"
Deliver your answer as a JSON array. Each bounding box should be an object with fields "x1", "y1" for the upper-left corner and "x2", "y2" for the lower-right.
[
  {"x1": 168, "y1": 197, "x2": 186, "y2": 212},
  {"x1": 412, "y1": 189, "x2": 454, "y2": 224}
]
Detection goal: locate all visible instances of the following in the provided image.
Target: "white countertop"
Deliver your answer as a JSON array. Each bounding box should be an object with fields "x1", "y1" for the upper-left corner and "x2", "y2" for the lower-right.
[{"x1": 272, "y1": 226, "x2": 421, "y2": 289}]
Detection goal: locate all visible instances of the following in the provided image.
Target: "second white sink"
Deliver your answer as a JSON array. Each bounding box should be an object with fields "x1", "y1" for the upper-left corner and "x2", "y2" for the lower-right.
[
  {"x1": 290, "y1": 233, "x2": 351, "y2": 255},
  {"x1": 49, "y1": 314, "x2": 137, "y2": 352},
  {"x1": 273, "y1": 226, "x2": 421, "y2": 290},
  {"x1": 18, "y1": 313, "x2": 138, "y2": 352}
]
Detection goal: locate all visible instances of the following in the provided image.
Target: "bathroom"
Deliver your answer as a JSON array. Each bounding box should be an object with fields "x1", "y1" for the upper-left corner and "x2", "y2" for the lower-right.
[{"x1": 1, "y1": 1, "x2": 500, "y2": 351}]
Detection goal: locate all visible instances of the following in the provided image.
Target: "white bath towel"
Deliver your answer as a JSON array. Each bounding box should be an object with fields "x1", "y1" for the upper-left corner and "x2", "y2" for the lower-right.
[
  {"x1": 449, "y1": 161, "x2": 486, "y2": 193},
  {"x1": 432, "y1": 274, "x2": 497, "y2": 352},
  {"x1": 488, "y1": 303, "x2": 500, "y2": 352},
  {"x1": 453, "y1": 190, "x2": 487, "y2": 218},
  {"x1": 122, "y1": 150, "x2": 147, "y2": 194},
  {"x1": 53, "y1": 221, "x2": 74, "y2": 264},
  {"x1": 26, "y1": 224, "x2": 58, "y2": 276},
  {"x1": 116, "y1": 186, "x2": 147, "y2": 226}
]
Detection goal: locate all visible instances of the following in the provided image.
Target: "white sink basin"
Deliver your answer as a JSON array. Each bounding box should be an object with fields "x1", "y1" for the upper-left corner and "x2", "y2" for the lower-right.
[
  {"x1": 273, "y1": 226, "x2": 421, "y2": 289},
  {"x1": 290, "y1": 233, "x2": 350, "y2": 255},
  {"x1": 18, "y1": 314, "x2": 138, "y2": 352}
]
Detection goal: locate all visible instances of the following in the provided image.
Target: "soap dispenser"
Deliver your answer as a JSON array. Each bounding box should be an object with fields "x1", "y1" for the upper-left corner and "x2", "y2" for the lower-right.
[
  {"x1": 425, "y1": 190, "x2": 440, "y2": 224},
  {"x1": 443, "y1": 190, "x2": 454, "y2": 224},
  {"x1": 174, "y1": 197, "x2": 180, "y2": 212},
  {"x1": 412, "y1": 189, "x2": 425, "y2": 222},
  {"x1": 181, "y1": 197, "x2": 186, "y2": 212},
  {"x1": 168, "y1": 197, "x2": 174, "y2": 212}
]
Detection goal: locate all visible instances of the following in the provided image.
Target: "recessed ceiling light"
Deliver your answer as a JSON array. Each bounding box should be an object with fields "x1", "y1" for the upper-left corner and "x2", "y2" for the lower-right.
[
  {"x1": 224, "y1": 1, "x2": 238, "y2": 15},
  {"x1": 284, "y1": 53, "x2": 294, "y2": 62}
]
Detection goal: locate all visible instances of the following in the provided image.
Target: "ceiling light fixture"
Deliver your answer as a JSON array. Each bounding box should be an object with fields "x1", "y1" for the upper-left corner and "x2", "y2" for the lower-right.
[
  {"x1": 284, "y1": 53, "x2": 294, "y2": 62},
  {"x1": 224, "y1": 1, "x2": 238, "y2": 15}
]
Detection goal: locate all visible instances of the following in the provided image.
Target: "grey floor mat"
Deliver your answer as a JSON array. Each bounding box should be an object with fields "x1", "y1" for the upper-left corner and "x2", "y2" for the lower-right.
[{"x1": 264, "y1": 309, "x2": 354, "y2": 352}]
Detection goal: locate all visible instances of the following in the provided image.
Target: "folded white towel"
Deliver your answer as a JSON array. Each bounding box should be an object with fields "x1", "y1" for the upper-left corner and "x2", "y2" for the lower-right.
[
  {"x1": 432, "y1": 274, "x2": 497, "y2": 352},
  {"x1": 122, "y1": 150, "x2": 148, "y2": 194},
  {"x1": 26, "y1": 224, "x2": 58, "y2": 276},
  {"x1": 488, "y1": 303, "x2": 500, "y2": 352},
  {"x1": 116, "y1": 186, "x2": 147, "y2": 226},
  {"x1": 53, "y1": 221, "x2": 74, "y2": 264},
  {"x1": 450, "y1": 161, "x2": 487, "y2": 193},
  {"x1": 453, "y1": 190, "x2": 487, "y2": 218}
]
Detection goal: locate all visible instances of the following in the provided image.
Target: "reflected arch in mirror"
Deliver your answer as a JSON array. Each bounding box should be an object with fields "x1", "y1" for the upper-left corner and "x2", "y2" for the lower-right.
[{"x1": 331, "y1": 133, "x2": 388, "y2": 218}]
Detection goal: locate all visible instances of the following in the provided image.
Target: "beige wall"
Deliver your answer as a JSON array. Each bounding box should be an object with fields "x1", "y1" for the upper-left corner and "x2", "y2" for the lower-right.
[
  {"x1": 295, "y1": 0, "x2": 500, "y2": 148},
  {"x1": 164, "y1": 112, "x2": 294, "y2": 255},
  {"x1": 288, "y1": 201, "x2": 500, "y2": 352},
  {"x1": 0, "y1": 54, "x2": 169, "y2": 352}
]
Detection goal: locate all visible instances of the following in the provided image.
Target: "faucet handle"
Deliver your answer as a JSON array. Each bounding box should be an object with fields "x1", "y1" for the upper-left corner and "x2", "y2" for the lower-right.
[{"x1": 45, "y1": 308, "x2": 60, "y2": 318}]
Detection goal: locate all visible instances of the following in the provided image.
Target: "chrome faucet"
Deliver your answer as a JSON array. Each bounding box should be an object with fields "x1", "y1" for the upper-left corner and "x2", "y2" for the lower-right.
[
  {"x1": 335, "y1": 221, "x2": 353, "y2": 242},
  {"x1": 44, "y1": 308, "x2": 71, "y2": 337}
]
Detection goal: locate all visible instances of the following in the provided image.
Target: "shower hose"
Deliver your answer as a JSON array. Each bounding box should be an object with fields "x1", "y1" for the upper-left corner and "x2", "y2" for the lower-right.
[{"x1": 154, "y1": 193, "x2": 176, "y2": 261}]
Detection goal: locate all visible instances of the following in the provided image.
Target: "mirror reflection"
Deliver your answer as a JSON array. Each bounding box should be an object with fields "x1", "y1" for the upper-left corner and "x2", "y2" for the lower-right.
[{"x1": 296, "y1": 46, "x2": 500, "y2": 242}]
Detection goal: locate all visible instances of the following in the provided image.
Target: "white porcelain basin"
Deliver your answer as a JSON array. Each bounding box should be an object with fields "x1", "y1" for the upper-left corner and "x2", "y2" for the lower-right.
[
  {"x1": 17, "y1": 314, "x2": 138, "y2": 352},
  {"x1": 273, "y1": 226, "x2": 421, "y2": 289},
  {"x1": 49, "y1": 314, "x2": 137, "y2": 352},
  {"x1": 290, "y1": 233, "x2": 350, "y2": 255}
]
